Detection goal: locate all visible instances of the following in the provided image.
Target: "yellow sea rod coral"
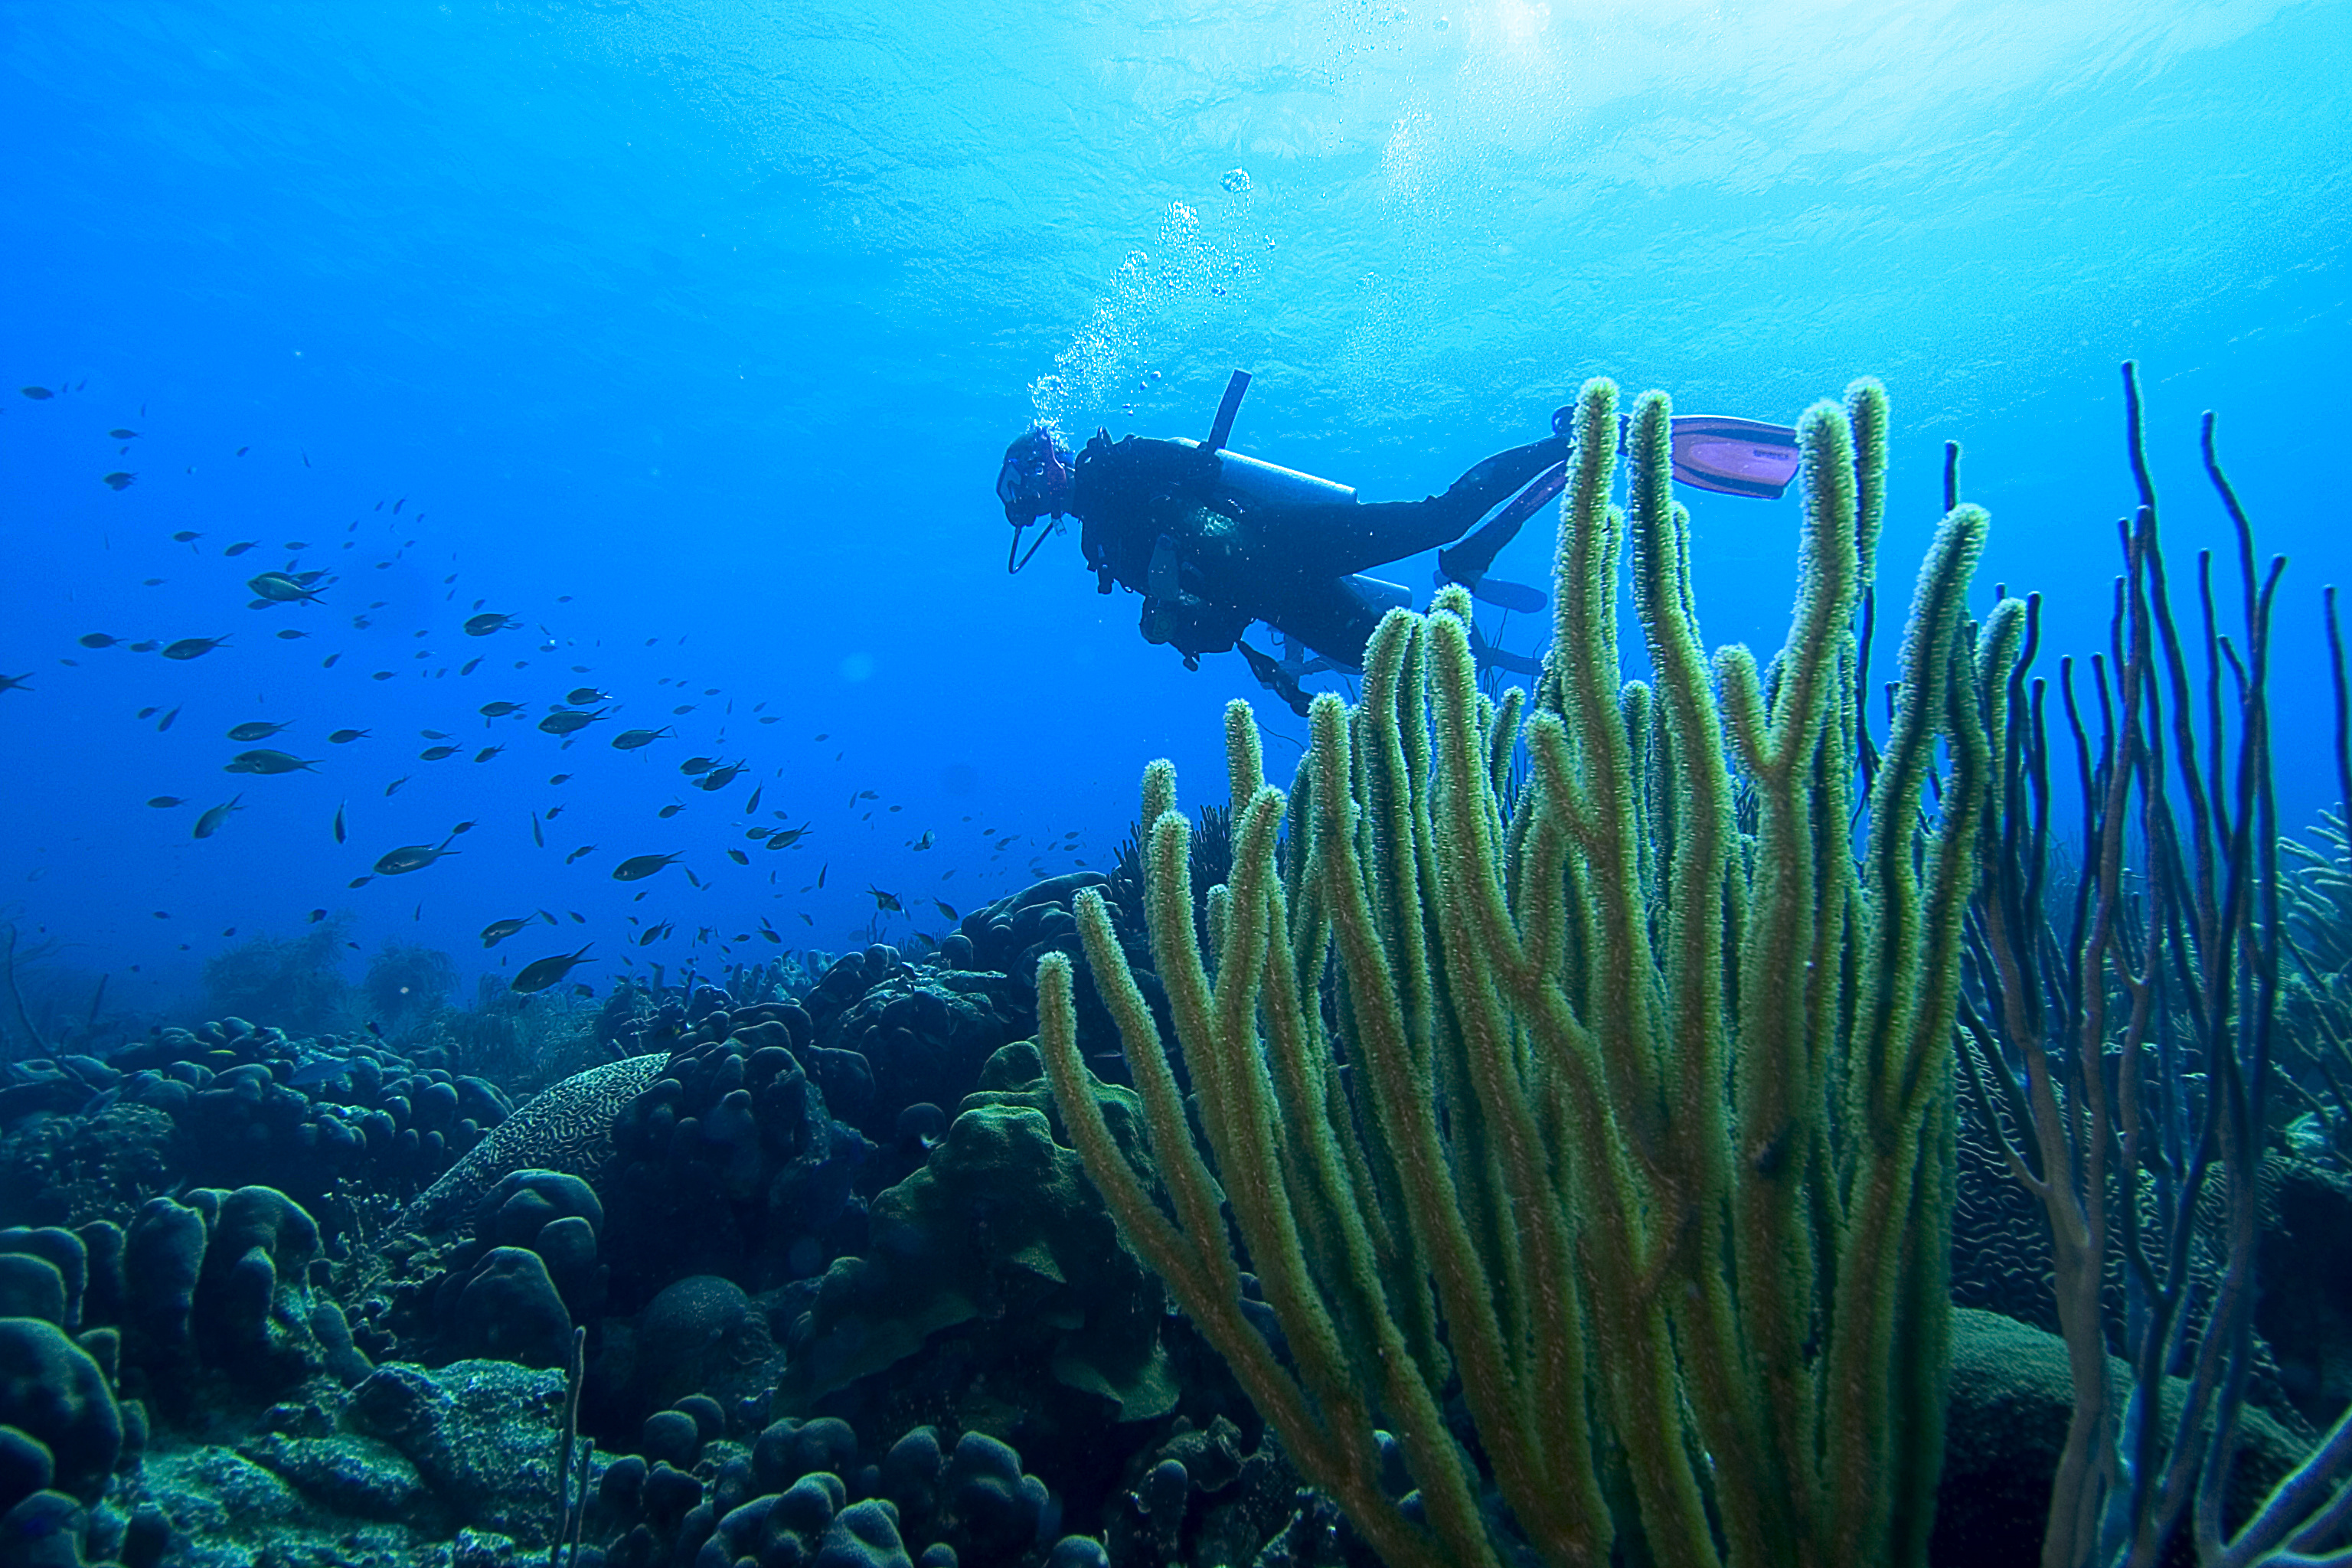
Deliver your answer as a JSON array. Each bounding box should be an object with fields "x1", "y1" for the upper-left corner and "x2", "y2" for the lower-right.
[{"x1": 1040, "y1": 377, "x2": 2020, "y2": 1568}]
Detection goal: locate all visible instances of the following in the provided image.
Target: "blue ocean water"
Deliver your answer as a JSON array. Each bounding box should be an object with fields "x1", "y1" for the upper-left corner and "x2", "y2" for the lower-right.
[{"x1": 2, "y1": 0, "x2": 2346, "y2": 1020}]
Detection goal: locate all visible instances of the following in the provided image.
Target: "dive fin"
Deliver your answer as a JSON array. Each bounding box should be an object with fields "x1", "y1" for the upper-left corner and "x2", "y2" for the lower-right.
[
  {"x1": 1668, "y1": 415, "x2": 1799, "y2": 498},
  {"x1": 1467, "y1": 575, "x2": 1545, "y2": 613},
  {"x1": 1469, "y1": 624, "x2": 1544, "y2": 679}
]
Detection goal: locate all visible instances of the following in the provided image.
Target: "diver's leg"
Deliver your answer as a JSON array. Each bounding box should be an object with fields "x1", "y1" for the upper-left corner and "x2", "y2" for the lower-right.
[{"x1": 1294, "y1": 436, "x2": 1565, "y2": 577}]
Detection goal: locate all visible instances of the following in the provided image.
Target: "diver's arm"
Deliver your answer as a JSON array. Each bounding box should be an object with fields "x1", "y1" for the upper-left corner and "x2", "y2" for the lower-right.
[{"x1": 1076, "y1": 433, "x2": 1221, "y2": 502}]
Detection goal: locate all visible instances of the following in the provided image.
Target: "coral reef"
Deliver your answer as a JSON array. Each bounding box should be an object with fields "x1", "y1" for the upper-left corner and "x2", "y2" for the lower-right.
[{"x1": 9, "y1": 371, "x2": 2337, "y2": 1568}]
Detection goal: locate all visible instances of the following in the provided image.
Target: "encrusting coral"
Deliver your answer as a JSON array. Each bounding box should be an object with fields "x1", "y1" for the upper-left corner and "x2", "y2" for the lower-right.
[{"x1": 1040, "y1": 375, "x2": 2019, "y2": 1568}]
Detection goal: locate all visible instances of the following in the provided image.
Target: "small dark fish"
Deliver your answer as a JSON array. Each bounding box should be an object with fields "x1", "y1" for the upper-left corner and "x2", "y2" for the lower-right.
[
  {"x1": 545, "y1": 804, "x2": 565, "y2": 821},
  {"x1": 701, "y1": 763, "x2": 746, "y2": 792},
  {"x1": 813, "y1": 733, "x2": 828, "y2": 741},
  {"x1": 510, "y1": 945, "x2": 594, "y2": 995},
  {"x1": 224, "y1": 749, "x2": 317, "y2": 775},
  {"x1": 684, "y1": 867, "x2": 706, "y2": 890},
  {"x1": 18, "y1": 387, "x2": 51, "y2": 400},
  {"x1": 247, "y1": 572, "x2": 324, "y2": 604},
  {"x1": 329, "y1": 729, "x2": 370, "y2": 743},
  {"x1": 348, "y1": 876, "x2": 372, "y2": 889},
  {"x1": 479, "y1": 701, "x2": 524, "y2": 717},
  {"x1": 637, "y1": 924, "x2": 666, "y2": 948},
  {"x1": 481, "y1": 917, "x2": 530, "y2": 948},
  {"x1": 680, "y1": 756, "x2": 716, "y2": 776},
  {"x1": 857, "y1": 789, "x2": 879, "y2": 801},
  {"x1": 671, "y1": 704, "x2": 696, "y2": 716},
  {"x1": 333, "y1": 802, "x2": 346, "y2": 844},
  {"x1": 612, "y1": 852, "x2": 681, "y2": 882},
  {"x1": 419, "y1": 746, "x2": 459, "y2": 761},
  {"x1": 109, "y1": 428, "x2": 137, "y2": 439},
  {"x1": 421, "y1": 729, "x2": 452, "y2": 740},
  {"x1": 766, "y1": 826, "x2": 808, "y2": 849},
  {"x1": 935, "y1": 899, "x2": 960, "y2": 922},
  {"x1": 192, "y1": 796, "x2": 243, "y2": 839},
  {"x1": 818, "y1": 863, "x2": 828, "y2": 888},
  {"x1": 371, "y1": 671, "x2": 395, "y2": 681},
  {"x1": 226, "y1": 720, "x2": 288, "y2": 742},
  {"x1": 155, "y1": 706, "x2": 180, "y2": 731},
  {"x1": 137, "y1": 707, "x2": 159, "y2": 718},
  {"x1": 103, "y1": 473, "x2": 136, "y2": 491},
  {"x1": 657, "y1": 802, "x2": 684, "y2": 819},
  {"x1": 323, "y1": 654, "x2": 341, "y2": 668},
  {"x1": 611, "y1": 727, "x2": 671, "y2": 751},
  {"x1": 147, "y1": 796, "x2": 185, "y2": 808},
  {"x1": 911, "y1": 829, "x2": 935, "y2": 851},
  {"x1": 77, "y1": 632, "x2": 118, "y2": 648},
  {"x1": 531, "y1": 812, "x2": 545, "y2": 848},
  {"x1": 463, "y1": 613, "x2": 517, "y2": 636},
  {"x1": 224, "y1": 541, "x2": 260, "y2": 557},
  {"x1": 566, "y1": 687, "x2": 608, "y2": 705},
  {"x1": 744, "y1": 785, "x2": 763, "y2": 814},
  {"x1": 867, "y1": 886, "x2": 902, "y2": 913},
  {"x1": 549, "y1": 773, "x2": 572, "y2": 785},
  {"x1": 537, "y1": 707, "x2": 607, "y2": 736},
  {"x1": 374, "y1": 837, "x2": 459, "y2": 875},
  {"x1": 474, "y1": 746, "x2": 504, "y2": 763},
  {"x1": 162, "y1": 636, "x2": 229, "y2": 660},
  {"x1": 276, "y1": 629, "x2": 310, "y2": 640},
  {"x1": 727, "y1": 848, "x2": 750, "y2": 865},
  {"x1": 129, "y1": 641, "x2": 160, "y2": 653},
  {"x1": 459, "y1": 658, "x2": 482, "y2": 675},
  {"x1": 309, "y1": 909, "x2": 328, "y2": 923},
  {"x1": 384, "y1": 776, "x2": 410, "y2": 796},
  {"x1": 565, "y1": 844, "x2": 598, "y2": 865},
  {"x1": 450, "y1": 820, "x2": 477, "y2": 835},
  {"x1": 172, "y1": 531, "x2": 201, "y2": 543}
]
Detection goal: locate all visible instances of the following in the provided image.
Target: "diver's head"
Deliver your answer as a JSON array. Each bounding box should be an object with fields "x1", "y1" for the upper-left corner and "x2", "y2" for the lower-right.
[{"x1": 998, "y1": 426, "x2": 1073, "y2": 526}]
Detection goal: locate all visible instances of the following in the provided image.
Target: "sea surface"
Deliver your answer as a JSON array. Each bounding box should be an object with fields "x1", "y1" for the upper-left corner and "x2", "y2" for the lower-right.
[{"x1": 3, "y1": 0, "x2": 2346, "y2": 1016}]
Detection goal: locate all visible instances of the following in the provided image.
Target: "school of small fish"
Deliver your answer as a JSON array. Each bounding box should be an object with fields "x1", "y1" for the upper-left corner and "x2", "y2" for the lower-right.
[{"x1": 11, "y1": 388, "x2": 1107, "y2": 996}]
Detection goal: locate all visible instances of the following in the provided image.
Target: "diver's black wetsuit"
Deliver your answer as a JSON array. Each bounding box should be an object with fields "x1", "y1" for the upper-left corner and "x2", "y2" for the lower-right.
[{"x1": 1070, "y1": 430, "x2": 1563, "y2": 671}]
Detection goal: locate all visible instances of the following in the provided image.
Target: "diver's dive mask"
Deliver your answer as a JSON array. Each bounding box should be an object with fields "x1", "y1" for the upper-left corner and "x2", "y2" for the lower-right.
[{"x1": 997, "y1": 426, "x2": 1071, "y2": 526}]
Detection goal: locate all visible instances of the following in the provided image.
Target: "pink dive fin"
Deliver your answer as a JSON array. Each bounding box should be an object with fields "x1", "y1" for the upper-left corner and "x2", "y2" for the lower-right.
[{"x1": 1671, "y1": 416, "x2": 1800, "y2": 499}]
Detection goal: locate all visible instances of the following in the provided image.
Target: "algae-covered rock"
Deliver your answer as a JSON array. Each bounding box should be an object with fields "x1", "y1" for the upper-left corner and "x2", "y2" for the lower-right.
[
  {"x1": 344, "y1": 1358, "x2": 568, "y2": 1547},
  {"x1": 779, "y1": 1086, "x2": 1175, "y2": 1423},
  {"x1": 236, "y1": 1429, "x2": 443, "y2": 1527}
]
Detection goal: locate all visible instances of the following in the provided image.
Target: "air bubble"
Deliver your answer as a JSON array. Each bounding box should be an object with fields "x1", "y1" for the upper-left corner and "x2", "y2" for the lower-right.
[{"x1": 1222, "y1": 168, "x2": 1252, "y2": 194}]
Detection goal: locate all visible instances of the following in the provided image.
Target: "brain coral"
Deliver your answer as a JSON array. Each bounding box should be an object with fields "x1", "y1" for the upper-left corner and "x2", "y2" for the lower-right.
[{"x1": 397, "y1": 1054, "x2": 668, "y2": 1235}]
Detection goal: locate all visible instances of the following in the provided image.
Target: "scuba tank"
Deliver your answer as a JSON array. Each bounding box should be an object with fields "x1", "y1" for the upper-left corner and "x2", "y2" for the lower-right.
[
  {"x1": 1171, "y1": 440, "x2": 1358, "y2": 509},
  {"x1": 1184, "y1": 369, "x2": 1357, "y2": 509}
]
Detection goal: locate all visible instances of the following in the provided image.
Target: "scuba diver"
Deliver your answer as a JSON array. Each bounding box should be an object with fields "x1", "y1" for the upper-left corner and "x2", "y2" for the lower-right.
[{"x1": 996, "y1": 370, "x2": 1800, "y2": 711}]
